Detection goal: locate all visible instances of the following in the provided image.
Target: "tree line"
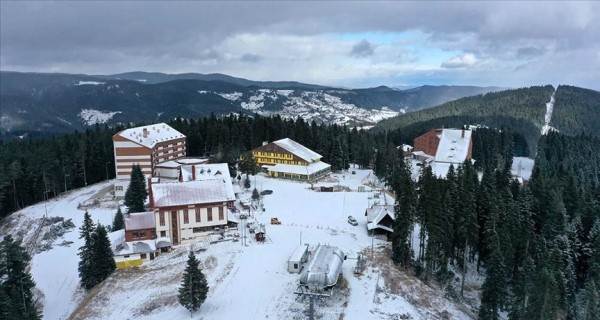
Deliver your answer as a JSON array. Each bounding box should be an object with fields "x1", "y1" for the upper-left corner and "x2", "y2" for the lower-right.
[{"x1": 387, "y1": 131, "x2": 600, "y2": 320}]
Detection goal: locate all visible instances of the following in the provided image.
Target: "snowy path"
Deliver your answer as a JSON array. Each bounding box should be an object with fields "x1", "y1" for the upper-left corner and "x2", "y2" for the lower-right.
[{"x1": 541, "y1": 88, "x2": 557, "y2": 135}]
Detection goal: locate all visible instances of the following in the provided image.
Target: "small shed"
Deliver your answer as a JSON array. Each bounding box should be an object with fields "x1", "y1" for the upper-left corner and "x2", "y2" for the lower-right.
[
  {"x1": 255, "y1": 224, "x2": 266, "y2": 242},
  {"x1": 288, "y1": 244, "x2": 310, "y2": 273}
]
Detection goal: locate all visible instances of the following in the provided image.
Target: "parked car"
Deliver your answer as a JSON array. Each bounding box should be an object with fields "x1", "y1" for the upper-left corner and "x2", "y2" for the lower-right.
[
  {"x1": 347, "y1": 216, "x2": 358, "y2": 226},
  {"x1": 239, "y1": 213, "x2": 248, "y2": 220},
  {"x1": 260, "y1": 189, "x2": 273, "y2": 195},
  {"x1": 271, "y1": 217, "x2": 281, "y2": 225}
]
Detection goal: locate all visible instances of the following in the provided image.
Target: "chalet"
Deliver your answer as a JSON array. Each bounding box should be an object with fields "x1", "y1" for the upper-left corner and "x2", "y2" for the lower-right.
[
  {"x1": 251, "y1": 138, "x2": 331, "y2": 181},
  {"x1": 111, "y1": 211, "x2": 172, "y2": 269},
  {"x1": 149, "y1": 163, "x2": 236, "y2": 245},
  {"x1": 112, "y1": 123, "x2": 186, "y2": 197},
  {"x1": 412, "y1": 128, "x2": 473, "y2": 178},
  {"x1": 365, "y1": 204, "x2": 395, "y2": 239}
]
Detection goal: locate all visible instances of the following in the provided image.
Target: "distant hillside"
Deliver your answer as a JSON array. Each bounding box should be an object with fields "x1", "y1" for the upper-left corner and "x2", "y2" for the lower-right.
[
  {"x1": 550, "y1": 85, "x2": 600, "y2": 136},
  {"x1": 374, "y1": 85, "x2": 556, "y2": 154},
  {"x1": 0, "y1": 71, "x2": 502, "y2": 135},
  {"x1": 374, "y1": 84, "x2": 600, "y2": 155}
]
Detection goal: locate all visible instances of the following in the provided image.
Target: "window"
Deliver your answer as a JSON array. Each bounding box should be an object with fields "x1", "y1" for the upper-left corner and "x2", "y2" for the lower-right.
[
  {"x1": 115, "y1": 186, "x2": 123, "y2": 191},
  {"x1": 160, "y1": 231, "x2": 166, "y2": 237},
  {"x1": 294, "y1": 263, "x2": 298, "y2": 269},
  {"x1": 159, "y1": 212, "x2": 165, "y2": 226},
  {"x1": 195, "y1": 209, "x2": 201, "y2": 223},
  {"x1": 219, "y1": 206, "x2": 224, "y2": 220},
  {"x1": 207, "y1": 207, "x2": 213, "y2": 221},
  {"x1": 183, "y1": 209, "x2": 189, "y2": 224},
  {"x1": 141, "y1": 253, "x2": 147, "y2": 259},
  {"x1": 124, "y1": 255, "x2": 130, "y2": 258}
]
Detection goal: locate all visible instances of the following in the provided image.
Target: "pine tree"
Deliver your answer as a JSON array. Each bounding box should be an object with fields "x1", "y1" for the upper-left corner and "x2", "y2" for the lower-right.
[
  {"x1": 252, "y1": 188, "x2": 260, "y2": 201},
  {"x1": 244, "y1": 175, "x2": 251, "y2": 189},
  {"x1": 178, "y1": 251, "x2": 209, "y2": 313},
  {"x1": 575, "y1": 279, "x2": 600, "y2": 320},
  {"x1": 78, "y1": 211, "x2": 96, "y2": 289},
  {"x1": 239, "y1": 151, "x2": 258, "y2": 178},
  {"x1": 90, "y1": 224, "x2": 116, "y2": 287},
  {"x1": 124, "y1": 164, "x2": 147, "y2": 213},
  {"x1": 112, "y1": 207, "x2": 125, "y2": 231},
  {"x1": 0, "y1": 235, "x2": 41, "y2": 320}
]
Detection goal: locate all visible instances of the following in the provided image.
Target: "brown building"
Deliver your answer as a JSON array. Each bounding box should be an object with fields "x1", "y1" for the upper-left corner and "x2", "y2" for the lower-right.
[
  {"x1": 112, "y1": 123, "x2": 186, "y2": 197},
  {"x1": 124, "y1": 212, "x2": 157, "y2": 242},
  {"x1": 413, "y1": 128, "x2": 473, "y2": 178}
]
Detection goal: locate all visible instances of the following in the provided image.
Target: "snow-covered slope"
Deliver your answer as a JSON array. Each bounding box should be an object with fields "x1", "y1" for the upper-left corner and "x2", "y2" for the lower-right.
[{"x1": 0, "y1": 168, "x2": 479, "y2": 320}]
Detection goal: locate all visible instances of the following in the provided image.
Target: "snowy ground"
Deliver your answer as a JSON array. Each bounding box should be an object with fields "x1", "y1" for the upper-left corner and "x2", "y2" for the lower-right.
[{"x1": 1, "y1": 167, "x2": 476, "y2": 320}]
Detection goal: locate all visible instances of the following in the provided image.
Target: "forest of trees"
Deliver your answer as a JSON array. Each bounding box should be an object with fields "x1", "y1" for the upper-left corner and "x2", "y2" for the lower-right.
[{"x1": 387, "y1": 131, "x2": 600, "y2": 319}]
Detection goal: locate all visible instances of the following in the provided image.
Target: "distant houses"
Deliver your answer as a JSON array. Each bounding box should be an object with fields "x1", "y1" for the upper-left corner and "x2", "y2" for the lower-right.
[
  {"x1": 251, "y1": 138, "x2": 331, "y2": 181},
  {"x1": 112, "y1": 123, "x2": 187, "y2": 197}
]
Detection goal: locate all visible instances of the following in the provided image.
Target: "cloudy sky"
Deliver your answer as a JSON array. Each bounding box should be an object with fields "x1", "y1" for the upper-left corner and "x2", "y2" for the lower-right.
[{"x1": 2, "y1": 1, "x2": 599, "y2": 89}]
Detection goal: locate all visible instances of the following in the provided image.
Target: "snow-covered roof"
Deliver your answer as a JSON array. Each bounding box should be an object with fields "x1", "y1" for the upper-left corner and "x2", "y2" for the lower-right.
[
  {"x1": 434, "y1": 129, "x2": 472, "y2": 163},
  {"x1": 397, "y1": 144, "x2": 413, "y2": 152},
  {"x1": 273, "y1": 138, "x2": 322, "y2": 162},
  {"x1": 180, "y1": 163, "x2": 231, "y2": 182},
  {"x1": 110, "y1": 229, "x2": 157, "y2": 256},
  {"x1": 289, "y1": 244, "x2": 309, "y2": 263},
  {"x1": 266, "y1": 161, "x2": 331, "y2": 176},
  {"x1": 155, "y1": 157, "x2": 209, "y2": 168},
  {"x1": 366, "y1": 204, "x2": 395, "y2": 224},
  {"x1": 114, "y1": 240, "x2": 157, "y2": 256},
  {"x1": 151, "y1": 179, "x2": 235, "y2": 208},
  {"x1": 511, "y1": 157, "x2": 534, "y2": 181},
  {"x1": 117, "y1": 123, "x2": 185, "y2": 149},
  {"x1": 299, "y1": 245, "x2": 344, "y2": 289},
  {"x1": 430, "y1": 162, "x2": 453, "y2": 178},
  {"x1": 125, "y1": 212, "x2": 155, "y2": 231}
]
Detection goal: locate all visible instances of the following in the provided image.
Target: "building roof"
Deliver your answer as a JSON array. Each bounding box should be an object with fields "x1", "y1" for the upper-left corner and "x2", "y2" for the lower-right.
[
  {"x1": 151, "y1": 179, "x2": 235, "y2": 208},
  {"x1": 299, "y1": 245, "x2": 344, "y2": 289},
  {"x1": 273, "y1": 138, "x2": 322, "y2": 162},
  {"x1": 124, "y1": 212, "x2": 155, "y2": 231},
  {"x1": 434, "y1": 129, "x2": 472, "y2": 163},
  {"x1": 155, "y1": 157, "x2": 209, "y2": 168},
  {"x1": 109, "y1": 229, "x2": 157, "y2": 256},
  {"x1": 265, "y1": 161, "x2": 331, "y2": 176},
  {"x1": 116, "y1": 123, "x2": 185, "y2": 149},
  {"x1": 511, "y1": 156, "x2": 534, "y2": 181},
  {"x1": 180, "y1": 163, "x2": 232, "y2": 182},
  {"x1": 289, "y1": 244, "x2": 309, "y2": 262},
  {"x1": 366, "y1": 204, "x2": 395, "y2": 232}
]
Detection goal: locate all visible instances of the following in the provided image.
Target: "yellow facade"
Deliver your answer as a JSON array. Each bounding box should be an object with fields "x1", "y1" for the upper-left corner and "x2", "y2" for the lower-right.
[
  {"x1": 252, "y1": 151, "x2": 306, "y2": 166},
  {"x1": 116, "y1": 259, "x2": 143, "y2": 269}
]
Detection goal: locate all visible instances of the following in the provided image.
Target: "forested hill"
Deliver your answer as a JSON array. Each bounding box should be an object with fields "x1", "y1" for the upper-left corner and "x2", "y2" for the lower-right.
[
  {"x1": 551, "y1": 85, "x2": 600, "y2": 136},
  {"x1": 373, "y1": 84, "x2": 600, "y2": 154},
  {"x1": 0, "y1": 71, "x2": 501, "y2": 135}
]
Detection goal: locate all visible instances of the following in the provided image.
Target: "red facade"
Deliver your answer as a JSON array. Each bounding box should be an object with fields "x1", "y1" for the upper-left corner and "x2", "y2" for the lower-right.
[{"x1": 413, "y1": 129, "x2": 442, "y2": 157}]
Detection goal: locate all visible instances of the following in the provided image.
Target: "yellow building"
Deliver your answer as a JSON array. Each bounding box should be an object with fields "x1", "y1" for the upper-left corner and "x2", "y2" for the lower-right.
[{"x1": 251, "y1": 138, "x2": 331, "y2": 181}]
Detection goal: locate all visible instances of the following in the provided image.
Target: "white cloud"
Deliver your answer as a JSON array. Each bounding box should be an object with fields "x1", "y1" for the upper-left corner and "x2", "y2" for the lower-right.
[{"x1": 441, "y1": 53, "x2": 478, "y2": 69}]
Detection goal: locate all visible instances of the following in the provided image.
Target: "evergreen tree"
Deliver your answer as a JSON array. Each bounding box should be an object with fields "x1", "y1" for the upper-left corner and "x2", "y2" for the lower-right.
[
  {"x1": 178, "y1": 251, "x2": 209, "y2": 313},
  {"x1": 252, "y1": 188, "x2": 260, "y2": 201},
  {"x1": 0, "y1": 235, "x2": 41, "y2": 320},
  {"x1": 78, "y1": 210, "x2": 96, "y2": 289},
  {"x1": 244, "y1": 175, "x2": 251, "y2": 189},
  {"x1": 239, "y1": 151, "x2": 258, "y2": 178},
  {"x1": 124, "y1": 164, "x2": 147, "y2": 213},
  {"x1": 89, "y1": 224, "x2": 116, "y2": 287},
  {"x1": 575, "y1": 279, "x2": 600, "y2": 320},
  {"x1": 112, "y1": 207, "x2": 125, "y2": 231}
]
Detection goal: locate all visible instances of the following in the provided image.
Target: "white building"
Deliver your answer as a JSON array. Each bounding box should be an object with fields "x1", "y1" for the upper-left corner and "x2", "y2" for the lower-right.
[
  {"x1": 112, "y1": 123, "x2": 186, "y2": 197},
  {"x1": 149, "y1": 163, "x2": 236, "y2": 245}
]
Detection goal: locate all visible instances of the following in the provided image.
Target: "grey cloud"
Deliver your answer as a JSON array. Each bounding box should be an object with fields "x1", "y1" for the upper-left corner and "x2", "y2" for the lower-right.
[
  {"x1": 350, "y1": 40, "x2": 375, "y2": 57},
  {"x1": 240, "y1": 53, "x2": 262, "y2": 63},
  {"x1": 1, "y1": 1, "x2": 599, "y2": 89}
]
